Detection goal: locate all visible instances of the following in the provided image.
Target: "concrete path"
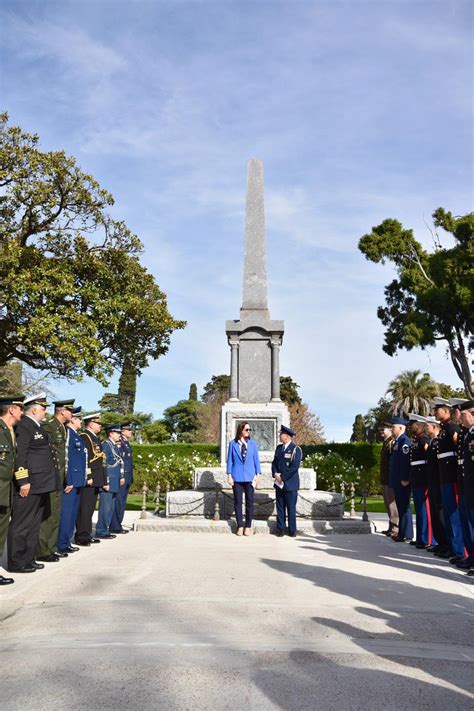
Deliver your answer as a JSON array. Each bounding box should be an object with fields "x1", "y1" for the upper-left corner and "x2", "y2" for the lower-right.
[{"x1": 1, "y1": 512, "x2": 473, "y2": 711}]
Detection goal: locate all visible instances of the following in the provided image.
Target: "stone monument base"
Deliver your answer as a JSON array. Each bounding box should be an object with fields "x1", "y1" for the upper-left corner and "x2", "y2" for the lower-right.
[{"x1": 135, "y1": 516, "x2": 373, "y2": 535}]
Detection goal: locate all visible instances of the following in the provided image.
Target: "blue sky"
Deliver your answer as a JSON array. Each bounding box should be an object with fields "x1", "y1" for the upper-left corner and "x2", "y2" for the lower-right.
[{"x1": 1, "y1": 0, "x2": 472, "y2": 440}]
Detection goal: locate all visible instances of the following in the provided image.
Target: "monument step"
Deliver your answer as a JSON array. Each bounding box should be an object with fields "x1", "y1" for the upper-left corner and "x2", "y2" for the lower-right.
[
  {"x1": 193, "y1": 466, "x2": 316, "y2": 491},
  {"x1": 166, "y1": 488, "x2": 343, "y2": 520},
  {"x1": 134, "y1": 517, "x2": 373, "y2": 534}
]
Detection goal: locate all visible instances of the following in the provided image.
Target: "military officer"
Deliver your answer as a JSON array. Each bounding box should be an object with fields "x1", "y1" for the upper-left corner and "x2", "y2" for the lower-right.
[
  {"x1": 389, "y1": 417, "x2": 413, "y2": 542},
  {"x1": 0, "y1": 396, "x2": 25, "y2": 585},
  {"x1": 75, "y1": 413, "x2": 106, "y2": 546},
  {"x1": 379, "y1": 423, "x2": 398, "y2": 537},
  {"x1": 110, "y1": 421, "x2": 133, "y2": 534},
  {"x1": 96, "y1": 424, "x2": 124, "y2": 539},
  {"x1": 433, "y1": 397, "x2": 464, "y2": 562},
  {"x1": 37, "y1": 398, "x2": 75, "y2": 562},
  {"x1": 453, "y1": 399, "x2": 474, "y2": 571},
  {"x1": 272, "y1": 425, "x2": 302, "y2": 537},
  {"x1": 458, "y1": 400, "x2": 474, "y2": 576},
  {"x1": 57, "y1": 407, "x2": 87, "y2": 554},
  {"x1": 7, "y1": 394, "x2": 57, "y2": 573},
  {"x1": 424, "y1": 415, "x2": 450, "y2": 558},
  {"x1": 408, "y1": 414, "x2": 432, "y2": 549}
]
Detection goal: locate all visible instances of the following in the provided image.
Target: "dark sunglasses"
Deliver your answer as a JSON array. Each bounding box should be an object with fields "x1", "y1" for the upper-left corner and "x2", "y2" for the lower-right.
[{"x1": 243, "y1": 427, "x2": 251, "y2": 431}]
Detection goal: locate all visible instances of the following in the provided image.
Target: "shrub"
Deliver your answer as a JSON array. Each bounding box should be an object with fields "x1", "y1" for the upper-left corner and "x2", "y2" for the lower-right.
[
  {"x1": 131, "y1": 446, "x2": 219, "y2": 492},
  {"x1": 302, "y1": 442, "x2": 382, "y2": 495}
]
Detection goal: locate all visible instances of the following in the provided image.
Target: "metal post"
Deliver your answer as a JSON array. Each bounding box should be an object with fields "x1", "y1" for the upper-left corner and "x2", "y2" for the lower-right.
[
  {"x1": 341, "y1": 481, "x2": 345, "y2": 517},
  {"x1": 153, "y1": 482, "x2": 161, "y2": 516},
  {"x1": 140, "y1": 482, "x2": 148, "y2": 519},
  {"x1": 362, "y1": 484, "x2": 369, "y2": 522},
  {"x1": 350, "y1": 482, "x2": 356, "y2": 518},
  {"x1": 213, "y1": 483, "x2": 220, "y2": 521}
]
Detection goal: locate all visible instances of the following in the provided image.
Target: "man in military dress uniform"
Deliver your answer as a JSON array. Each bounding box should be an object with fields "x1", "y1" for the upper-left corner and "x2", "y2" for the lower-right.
[
  {"x1": 96, "y1": 424, "x2": 125, "y2": 539},
  {"x1": 110, "y1": 421, "x2": 133, "y2": 534},
  {"x1": 7, "y1": 394, "x2": 58, "y2": 573},
  {"x1": 453, "y1": 399, "x2": 474, "y2": 571},
  {"x1": 459, "y1": 400, "x2": 474, "y2": 576},
  {"x1": 0, "y1": 396, "x2": 25, "y2": 585},
  {"x1": 57, "y1": 407, "x2": 87, "y2": 554},
  {"x1": 75, "y1": 413, "x2": 106, "y2": 546},
  {"x1": 37, "y1": 399, "x2": 75, "y2": 562},
  {"x1": 424, "y1": 416, "x2": 450, "y2": 557},
  {"x1": 408, "y1": 414, "x2": 432, "y2": 549},
  {"x1": 389, "y1": 417, "x2": 413, "y2": 542},
  {"x1": 433, "y1": 397, "x2": 464, "y2": 561},
  {"x1": 379, "y1": 423, "x2": 398, "y2": 537},
  {"x1": 272, "y1": 425, "x2": 302, "y2": 537}
]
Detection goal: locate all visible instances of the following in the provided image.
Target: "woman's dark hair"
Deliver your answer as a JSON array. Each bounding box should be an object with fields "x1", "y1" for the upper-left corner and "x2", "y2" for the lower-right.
[{"x1": 235, "y1": 421, "x2": 249, "y2": 441}]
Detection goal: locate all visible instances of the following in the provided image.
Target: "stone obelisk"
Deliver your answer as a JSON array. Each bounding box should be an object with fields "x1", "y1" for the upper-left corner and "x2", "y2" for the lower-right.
[{"x1": 221, "y1": 159, "x2": 290, "y2": 463}]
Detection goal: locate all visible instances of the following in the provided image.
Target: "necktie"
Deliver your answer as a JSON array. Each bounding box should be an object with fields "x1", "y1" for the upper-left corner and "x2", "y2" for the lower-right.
[{"x1": 241, "y1": 443, "x2": 247, "y2": 462}]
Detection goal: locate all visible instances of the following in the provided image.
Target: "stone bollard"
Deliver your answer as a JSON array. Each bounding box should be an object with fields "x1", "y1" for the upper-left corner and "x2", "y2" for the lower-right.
[
  {"x1": 153, "y1": 482, "x2": 161, "y2": 516},
  {"x1": 140, "y1": 482, "x2": 149, "y2": 519},
  {"x1": 213, "y1": 483, "x2": 220, "y2": 521},
  {"x1": 350, "y1": 482, "x2": 356, "y2": 519}
]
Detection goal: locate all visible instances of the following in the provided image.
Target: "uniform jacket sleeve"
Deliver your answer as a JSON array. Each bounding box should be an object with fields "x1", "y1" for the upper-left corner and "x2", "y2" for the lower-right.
[
  {"x1": 14, "y1": 420, "x2": 33, "y2": 486},
  {"x1": 281, "y1": 445, "x2": 302, "y2": 482},
  {"x1": 271, "y1": 445, "x2": 281, "y2": 477}
]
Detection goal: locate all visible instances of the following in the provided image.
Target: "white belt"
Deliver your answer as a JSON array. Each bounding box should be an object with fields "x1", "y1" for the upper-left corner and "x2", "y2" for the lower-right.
[
  {"x1": 411, "y1": 460, "x2": 427, "y2": 466},
  {"x1": 458, "y1": 459, "x2": 463, "y2": 465},
  {"x1": 437, "y1": 451, "x2": 455, "y2": 459}
]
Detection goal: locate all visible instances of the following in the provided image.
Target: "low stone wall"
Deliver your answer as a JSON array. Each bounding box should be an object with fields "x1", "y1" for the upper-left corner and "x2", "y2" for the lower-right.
[{"x1": 193, "y1": 466, "x2": 316, "y2": 491}]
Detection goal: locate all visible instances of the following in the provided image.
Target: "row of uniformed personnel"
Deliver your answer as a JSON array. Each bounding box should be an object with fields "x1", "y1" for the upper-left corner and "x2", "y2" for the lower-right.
[
  {"x1": 0, "y1": 393, "x2": 134, "y2": 585},
  {"x1": 381, "y1": 397, "x2": 474, "y2": 578}
]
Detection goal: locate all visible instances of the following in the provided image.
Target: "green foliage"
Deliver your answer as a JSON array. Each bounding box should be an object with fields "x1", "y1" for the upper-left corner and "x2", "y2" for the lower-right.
[
  {"x1": 163, "y1": 399, "x2": 203, "y2": 442},
  {"x1": 350, "y1": 414, "x2": 366, "y2": 442},
  {"x1": 201, "y1": 374, "x2": 230, "y2": 403},
  {"x1": 0, "y1": 113, "x2": 186, "y2": 384},
  {"x1": 358, "y1": 209, "x2": 473, "y2": 395},
  {"x1": 386, "y1": 369, "x2": 439, "y2": 417},
  {"x1": 98, "y1": 393, "x2": 120, "y2": 412},
  {"x1": 117, "y1": 359, "x2": 137, "y2": 413},
  {"x1": 141, "y1": 420, "x2": 170, "y2": 444},
  {"x1": 280, "y1": 376, "x2": 302, "y2": 406},
  {"x1": 363, "y1": 398, "x2": 392, "y2": 443},
  {"x1": 188, "y1": 383, "x2": 198, "y2": 401},
  {"x1": 130, "y1": 443, "x2": 219, "y2": 492},
  {"x1": 302, "y1": 442, "x2": 382, "y2": 495}
]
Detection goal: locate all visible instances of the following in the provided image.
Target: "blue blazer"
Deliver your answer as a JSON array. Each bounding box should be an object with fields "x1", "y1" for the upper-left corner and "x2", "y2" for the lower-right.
[
  {"x1": 102, "y1": 439, "x2": 123, "y2": 494},
  {"x1": 227, "y1": 439, "x2": 261, "y2": 482},
  {"x1": 66, "y1": 428, "x2": 87, "y2": 487},
  {"x1": 272, "y1": 442, "x2": 302, "y2": 492},
  {"x1": 389, "y1": 433, "x2": 412, "y2": 488}
]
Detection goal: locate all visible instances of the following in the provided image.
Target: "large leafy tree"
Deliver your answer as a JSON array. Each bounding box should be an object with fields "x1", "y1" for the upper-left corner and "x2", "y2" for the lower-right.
[
  {"x1": 386, "y1": 369, "x2": 439, "y2": 417},
  {"x1": 358, "y1": 209, "x2": 473, "y2": 396},
  {"x1": 163, "y1": 399, "x2": 203, "y2": 443},
  {"x1": 0, "y1": 113, "x2": 185, "y2": 385}
]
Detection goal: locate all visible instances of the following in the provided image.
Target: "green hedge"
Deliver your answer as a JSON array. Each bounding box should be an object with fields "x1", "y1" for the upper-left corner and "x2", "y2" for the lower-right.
[{"x1": 302, "y1": 442, "x2": 382, "y2": 495}]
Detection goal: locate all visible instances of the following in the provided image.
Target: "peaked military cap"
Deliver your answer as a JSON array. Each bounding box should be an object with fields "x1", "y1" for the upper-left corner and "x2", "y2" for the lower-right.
[
  {"x1": 433, "y1": 397, "x2": 452, "y2": 409},
  {"x1": 449, "y1": 398, "x2": 468, "y2": 410},
  {"x1": 408, "y1": 413, "x2": 427, "y2": 423},
  {"x1": 82, "y1": 412, "x2": 102, "y2": 424},
  {"x1": 71, "y1": 406, "x2": 82, "y2": 416},
  {"x1": 53, "y1": 399, "x2": 75, "y2": 410},
  {"x1": 105, "y1": 423, "x2": 121, "y2": 433},
  {"x1": 120, "y1": 421, "x2": 133, "y2": 430},
  {"x1": 23, "y1": 392, "x2": 49, "y2": 408},
  {"x1": 459, "y1": 400, "x2": 474, "y2": 411},
  {"x1": 0, "y1": 395, "x2": 25, "y2": 407},
  {"x1": 424, "y1": 415, "x2": 440, "y2": 424},
  {"x1": 280, "y1": 425, "x2": 296, "y2": 437},
  {"x1": 390, "y1": 417, "x2": 408, "y2": 425}
]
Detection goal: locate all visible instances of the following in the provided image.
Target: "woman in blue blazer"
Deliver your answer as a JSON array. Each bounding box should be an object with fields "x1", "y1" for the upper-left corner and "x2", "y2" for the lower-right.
[{"x1": 227, "y1": 421, "x2": 261, "y2": 536}]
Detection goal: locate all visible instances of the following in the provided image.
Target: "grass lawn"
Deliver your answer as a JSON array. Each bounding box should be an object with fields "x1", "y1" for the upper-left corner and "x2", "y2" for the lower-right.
[{"x1": 126, "y1": 494, "x2": 386, "y2": 514}]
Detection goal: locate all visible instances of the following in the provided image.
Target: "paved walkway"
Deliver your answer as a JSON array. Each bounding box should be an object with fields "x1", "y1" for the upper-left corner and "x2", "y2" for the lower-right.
[{"x1": 1, "y1": 513, "x2": 473, "y2": 710}]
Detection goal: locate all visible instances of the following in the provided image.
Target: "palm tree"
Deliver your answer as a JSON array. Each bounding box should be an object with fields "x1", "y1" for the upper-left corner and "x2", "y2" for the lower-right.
[{"x1": 386, "y1": 370, "x2": 439, "y2": 417}]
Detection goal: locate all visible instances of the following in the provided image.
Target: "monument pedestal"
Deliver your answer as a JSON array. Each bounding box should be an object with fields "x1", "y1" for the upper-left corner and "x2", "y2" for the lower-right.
[{"x1": 220, "y1": 401, "x2": 290, "y2": 465}]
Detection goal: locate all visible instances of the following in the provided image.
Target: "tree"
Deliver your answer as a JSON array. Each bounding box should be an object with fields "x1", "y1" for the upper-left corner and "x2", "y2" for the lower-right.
[
  {"x1": 280, "y1": 376, "x2": 302, "y2": 406},
  {"x1": 117, "y1": 358, "x2": 137, "y2": 413},
  {"x1": 188, "y1": 383, "x2": 198, "y2": 401},
  {"x1": 98, "y1": 393, "x2": 120, "y2": 412},
  {"x1": 201, "y1": 374, "x2": 230, "y2": 403},
  {"x1": 437, "y1": 383, "x2": 467, "y2": 399},
  {"x1": 141, "y1": 419, "x2": 170, "y2": 444},
  {"x1": 358, "y1": 209, "x2": 473, "y2": 396},
  {"x1": 386, "y1": 369, "x2": 439, "y2": 417},
  {"x1": 0, "y1": 113, "x2": 185, "y2": 385},
  {"x1": 350, "y1": 414, "x2": 366, "y2": 442},
  {"x1": 289, "y1": 402, "x2": 325, "y2": 444},
  {"x1": 163, "y1": 400, "x2": 203, "y2": 442},
  {"x1": 363, "y1": 398, "x2": 392, "y2": 443}
]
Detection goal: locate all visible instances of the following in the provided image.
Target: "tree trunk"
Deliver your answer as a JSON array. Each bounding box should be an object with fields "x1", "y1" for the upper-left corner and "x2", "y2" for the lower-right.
[{"x1": 448, "y1": 331, "x2": 473, "y2": 398}]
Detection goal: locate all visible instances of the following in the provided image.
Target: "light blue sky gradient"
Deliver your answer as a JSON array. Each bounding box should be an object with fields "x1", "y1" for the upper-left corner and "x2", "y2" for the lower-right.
[{"x1": 1, "y1": 0, "x2": 472, "y2": 439}]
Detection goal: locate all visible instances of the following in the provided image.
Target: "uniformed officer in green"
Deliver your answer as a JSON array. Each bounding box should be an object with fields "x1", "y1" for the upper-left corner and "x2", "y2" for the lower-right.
[
  {"x1": 37, "y1": 398, "x2": 75, "y2": 562},
  {"x1": 0, "y1": 396, "x2": 25, "y2": 585}
]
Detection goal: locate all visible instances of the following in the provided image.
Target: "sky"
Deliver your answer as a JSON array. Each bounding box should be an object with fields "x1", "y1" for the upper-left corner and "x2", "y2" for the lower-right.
[{"x1": 1, "y1": 0, "x2": 472, "y2": 440}]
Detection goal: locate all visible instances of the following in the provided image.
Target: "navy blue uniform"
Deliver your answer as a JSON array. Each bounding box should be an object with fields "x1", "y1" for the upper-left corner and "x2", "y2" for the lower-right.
[
  {"x1": 437, "y1": 422, "x2": 464, "y2": 557},
  {"x1": 410, "y1": 434, "x2": 431, "y2": 545},
  {"x1": 75, "y1": 429, "x2": 106, "y2": 544},
  {"x1": 272, "y1": 442, "x2": 302, "y2": 534},
  {"x1": 57, "y1": 427, "x2": 87, "y2": 551},
  {"x1": 426, "y1": 437, "x2": 449, "y2": 551},
  {"x1": 96, "y1": 439, "x2": 123, "y2": 537},
  {"x1": 110, "y1": 436, "x2": 133, "y2": 533},
  {"x1": 457, "y1": 426, "x2": 474, "y2": 564},
  {"x1": 389, "y1": 432, "x2": 413, "y2": 540}
]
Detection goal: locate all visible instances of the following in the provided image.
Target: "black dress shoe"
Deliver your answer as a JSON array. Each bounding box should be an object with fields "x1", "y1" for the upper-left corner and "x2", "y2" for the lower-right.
[
  {"x1": 37, "y1": 554, "x2": 60, "y2": 562},
  {"x1": 434, "y1": 550, "x2": 452, "y2": 558},
  {"x1": 467, "y1": 570, "x2": 474, "y2": 576},
  {"x1": 75, "y1": 540, "x2": 91, "y2": 547},
  {"x1": 109, "y1": 529, "x2": 129, "y2": 534},
  {"x1": 55, "y1": 551, "x2": 68, "y2": 558},
  {"x1": 381, "y1": 529, "x2": 392, "y2": 536},
  {"x1": 89, "y1": 538, "x2": 101, "y2": 543},
  {"x1": 66, "y1": 546, "x2": 79, "y2": 553},
  {"x1": 288, "y1": 532, "x2": 297, "y2": 538},
  {"x1": 449, "y1": 556, "x2": 463, "y2": 565},
  {"x1": 275, "y1": 529, "x2": 284, "y2": 537},
  {"x1": 392, "y1": 536, "x2": 407, "y2": 542},
  {"x1": 7, "y1": 566, "x2": 36, "y2": 573},
  {"x1": 455, "y1": 559, "x2": 473, "y2": 569},
  {"x1": 96, "y1": 534, "x2": 116, "y2": 539},
  {"x1": 416, "y1": 543, "x2": 429, "y2": 549},
  {"x1": 409, "y1": 540, "x2": 417, "y2": 546},
  {"x1": 32, "y1": 562, "x2": 45, "y2": 570},
  {"x1": 0, "y1": 575, "x2": 14, "y2": 585}
]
